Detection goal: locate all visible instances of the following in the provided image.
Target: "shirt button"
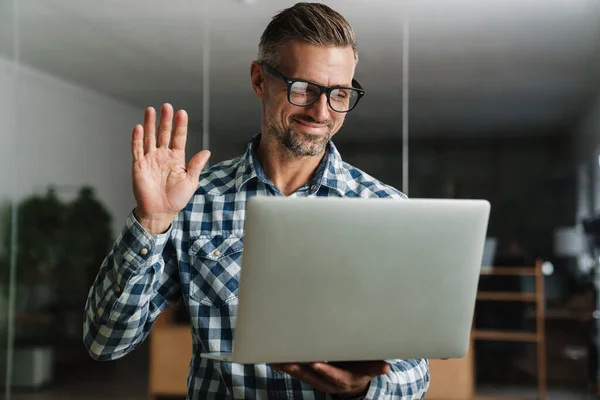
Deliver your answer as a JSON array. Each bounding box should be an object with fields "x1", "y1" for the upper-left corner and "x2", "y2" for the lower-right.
[
  {"x1": 115, "y1": 286, "x2": 121, "y2": 293},
  {"x1": 139, "y1": 248, "x2": 148, "y2": 256},
  {"x1": 213, "y1": 250, "x2": 221, "y2": 257},
  {"x1": 310, "y1": 185, "x2": 317, "y2": 192}
]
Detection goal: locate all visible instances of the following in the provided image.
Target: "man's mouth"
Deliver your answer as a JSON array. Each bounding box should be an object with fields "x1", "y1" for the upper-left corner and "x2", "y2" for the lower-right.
[{"x1": 293, "y1": 119, "x2": 328, "y2": 130}]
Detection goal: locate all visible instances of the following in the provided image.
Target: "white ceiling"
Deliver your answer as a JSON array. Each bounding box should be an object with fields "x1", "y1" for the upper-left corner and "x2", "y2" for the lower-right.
[{"x1": 1, "y1": 0, "x2": 599, "y2": 142}]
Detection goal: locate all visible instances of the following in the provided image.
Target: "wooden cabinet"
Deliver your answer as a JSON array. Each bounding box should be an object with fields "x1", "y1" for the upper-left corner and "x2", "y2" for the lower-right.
[
  {"x1": 472, "y1": 261, "x2": 546, "y2": 400},
  {"x1": 148, "y1": 308, "x2": 191, "y2": 400}
]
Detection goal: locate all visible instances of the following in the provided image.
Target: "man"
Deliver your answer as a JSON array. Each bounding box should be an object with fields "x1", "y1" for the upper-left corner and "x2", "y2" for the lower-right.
[{"x1": 84, "y1": 3, "x2": 429, "y2": 399}]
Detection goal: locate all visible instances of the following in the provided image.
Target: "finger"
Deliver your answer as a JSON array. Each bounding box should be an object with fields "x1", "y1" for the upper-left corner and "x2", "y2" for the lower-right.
[
  {"x1": 143, "y1": 107, "x2": 156, "y2": 153},
  {"x1": 171, "y1": 109, "x2": 189, "y2": 153},
  {"x1": 325, "y1": 361, "x2": 390, "y2": 377},
  {"x1": 132, "y1": 124, "x2": 144, "y2": 161},
  {"x1": 310, "y1": 362, "x2": 356, "y2": 386},
  {"x1": 281, "y1": 364, "x2": 341, "y2": 393},
  {"x1": 157, "y1": 103, "x2": 174, "y2": 148},
  {"x1": 187, "y1": 150, "x2": 211, "y2": 182}
]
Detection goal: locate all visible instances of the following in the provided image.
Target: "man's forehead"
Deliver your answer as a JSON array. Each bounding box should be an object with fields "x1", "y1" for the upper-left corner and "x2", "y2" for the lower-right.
[{"x1": 278, "y1": 45, "x2": 355, "y2": 87}]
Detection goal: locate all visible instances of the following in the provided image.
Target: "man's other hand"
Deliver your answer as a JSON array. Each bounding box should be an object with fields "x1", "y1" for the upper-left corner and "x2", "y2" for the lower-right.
[{"x1": 271, "y1": 360, "x2": 390, "y2": 397}]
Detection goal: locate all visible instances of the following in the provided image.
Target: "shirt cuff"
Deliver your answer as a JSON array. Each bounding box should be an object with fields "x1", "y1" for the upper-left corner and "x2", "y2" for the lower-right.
[{"x1": 113, "y1": 210, "x2": 173, "y2": 274}]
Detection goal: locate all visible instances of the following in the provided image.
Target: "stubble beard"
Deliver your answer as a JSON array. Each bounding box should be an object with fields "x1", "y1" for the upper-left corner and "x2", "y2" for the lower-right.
[{"x1": 268, "y1": 116, "x2": 332, "y2": 158}]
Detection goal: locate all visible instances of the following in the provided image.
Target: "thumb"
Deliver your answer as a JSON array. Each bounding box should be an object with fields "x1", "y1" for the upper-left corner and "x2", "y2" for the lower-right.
[{"x1": 187, "y1": 150, "x2": 211, "y2": 182}]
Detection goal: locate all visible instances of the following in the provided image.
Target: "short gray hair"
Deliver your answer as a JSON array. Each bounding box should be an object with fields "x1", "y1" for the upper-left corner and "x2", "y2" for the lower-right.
[{"x1": 258, "y1": 2, "x2": 358, "y2": 68}]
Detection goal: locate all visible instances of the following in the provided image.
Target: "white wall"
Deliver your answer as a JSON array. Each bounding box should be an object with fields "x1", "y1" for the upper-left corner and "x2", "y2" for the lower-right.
[{"x1": 0, "y1": 55, "x2": 145, "y2": 237}]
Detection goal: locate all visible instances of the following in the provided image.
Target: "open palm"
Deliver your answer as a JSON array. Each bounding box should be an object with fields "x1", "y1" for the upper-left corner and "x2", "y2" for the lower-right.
[{"x1": 132, "y1": 103, "x2": 210, "y2": 231}]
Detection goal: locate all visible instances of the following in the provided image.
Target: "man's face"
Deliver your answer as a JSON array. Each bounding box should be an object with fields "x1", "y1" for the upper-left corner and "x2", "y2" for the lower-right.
[{"x1": 257, "y1": 41, "x2": 355, "y2": 157}]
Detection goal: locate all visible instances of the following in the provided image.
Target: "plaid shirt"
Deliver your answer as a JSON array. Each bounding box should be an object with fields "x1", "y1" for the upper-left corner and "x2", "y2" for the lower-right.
[{"x1": 84, "y1": 134, "x2": 430, "y2": 399}]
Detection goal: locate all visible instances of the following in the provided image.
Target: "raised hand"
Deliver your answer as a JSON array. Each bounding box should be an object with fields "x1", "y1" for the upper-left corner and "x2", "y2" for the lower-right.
[{"x1": 131, "y1": 103, "x2": 210, "y2": 234}]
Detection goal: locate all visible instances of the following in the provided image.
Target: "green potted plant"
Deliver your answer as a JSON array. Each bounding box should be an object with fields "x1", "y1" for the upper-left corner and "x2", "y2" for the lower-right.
[
  {"x1": 0, "y1": 187, "x2": 65, "y2": 388},
  {"x1": 0, "y1": 188, "x2": 65, "y2": 322},
  {"x1": 0, "y1": 185, "x2": 113, "y2": 388},
  {"x1": 58, "y1": 186, "x2": 113, "y2": 342}
]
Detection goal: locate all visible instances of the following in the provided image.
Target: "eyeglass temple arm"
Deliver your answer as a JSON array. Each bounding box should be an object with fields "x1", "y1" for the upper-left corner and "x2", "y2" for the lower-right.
[{"x1": 352, "y1": 79, "x2": 364, "y2": 91}]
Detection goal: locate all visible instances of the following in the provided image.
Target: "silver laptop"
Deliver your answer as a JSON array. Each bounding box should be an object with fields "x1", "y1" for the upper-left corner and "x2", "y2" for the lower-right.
[{"x1": 201, "y1": 197, "x2": 490, "y2": 364}]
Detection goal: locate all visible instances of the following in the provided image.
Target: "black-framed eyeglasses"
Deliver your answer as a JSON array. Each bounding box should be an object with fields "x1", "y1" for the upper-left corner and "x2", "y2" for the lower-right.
[{"x1": 259, "y1": 61, "x2": 365, "y2": 113}]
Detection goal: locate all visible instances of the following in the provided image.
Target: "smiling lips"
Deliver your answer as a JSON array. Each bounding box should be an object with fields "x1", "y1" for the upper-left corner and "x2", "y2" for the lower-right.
[{"x1": 293, "y1": 118, "x2": 328, "y2": 131}]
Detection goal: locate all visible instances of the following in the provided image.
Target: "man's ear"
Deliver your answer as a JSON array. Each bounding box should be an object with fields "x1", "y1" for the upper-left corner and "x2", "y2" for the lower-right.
[{"x1": 250, "y1": 61, "x2": 265, "y2": 99}]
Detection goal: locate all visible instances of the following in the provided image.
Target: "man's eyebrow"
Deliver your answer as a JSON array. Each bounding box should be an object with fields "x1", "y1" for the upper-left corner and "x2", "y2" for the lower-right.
[{"x1": 293, "y1": 75, "x2": 353, "y2": 88}]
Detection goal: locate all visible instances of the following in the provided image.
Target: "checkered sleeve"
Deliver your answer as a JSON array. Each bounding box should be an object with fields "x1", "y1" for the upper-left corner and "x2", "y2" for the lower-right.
[
  {"x1": 365, "y1": 359, "x2": 430, "y2": 399},
  {"x1": 83, "y1": 210, "x2": 181, "y2": 361}
]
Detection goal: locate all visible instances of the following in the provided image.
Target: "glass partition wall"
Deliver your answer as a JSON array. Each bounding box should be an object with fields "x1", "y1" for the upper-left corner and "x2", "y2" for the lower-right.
[
  {"x1": 409, "y1": 1, "x2": 596, "y2": 398},
  {"x1": 5, "y1": 1, "x2": 206, "y2": 398},
  {"x1": 2, "y1": 2, "x2": 413, "y2": 398},
  {"x1": 1, "y1": 1, "x2": 414, "y2": 398},
  {"x1": 1, "y1": 0, "x2": 18, "y2": 397}
]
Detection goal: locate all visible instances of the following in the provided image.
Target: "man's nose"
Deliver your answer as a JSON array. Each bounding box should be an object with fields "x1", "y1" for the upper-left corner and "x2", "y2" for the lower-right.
[{"x1": 306, "y1": 93, "x2": 330, "y2": 122}]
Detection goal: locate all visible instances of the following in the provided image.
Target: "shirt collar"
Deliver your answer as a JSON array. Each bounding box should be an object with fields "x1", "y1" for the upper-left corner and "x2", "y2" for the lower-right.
[{"x1": 234, "y1": 134, "x2": 347, "y2": 196}]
